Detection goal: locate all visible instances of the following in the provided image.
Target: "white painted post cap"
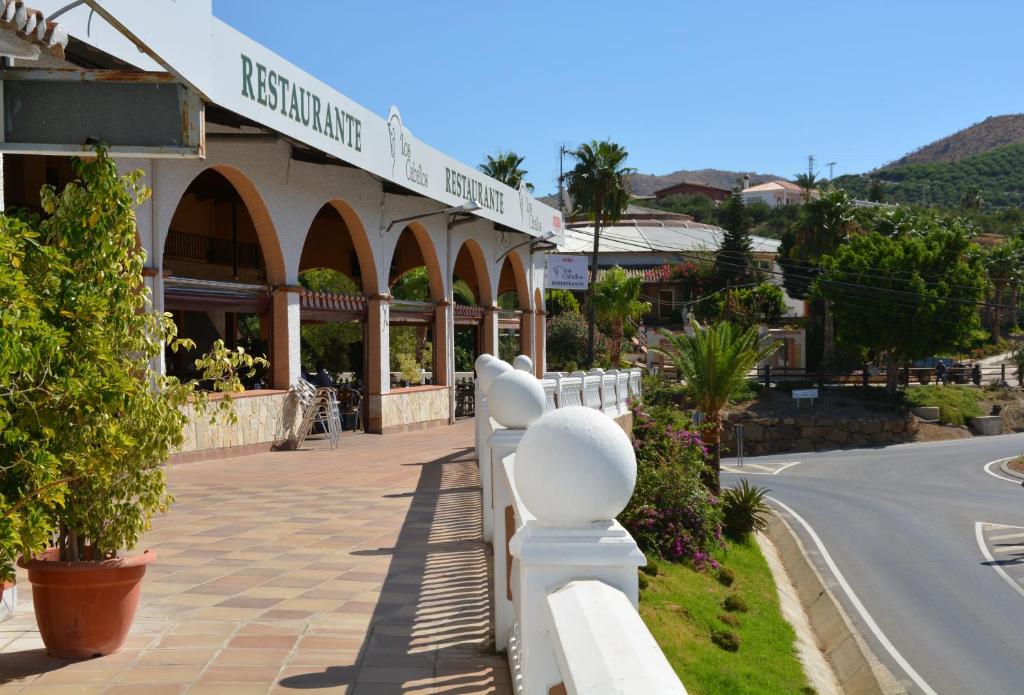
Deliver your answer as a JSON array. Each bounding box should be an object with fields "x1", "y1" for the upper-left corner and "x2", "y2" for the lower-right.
[
  {"x1": 514, "y1": 407, "x2": 636, "y2": 524},
  {"x1": 589, "y1": 368, "x2": 605, "y2": 375},
  {"x1": 488, "y1": 370, "x2": 546, "y2": 429},
  {"x1": 513, "y1": 354, "x2": 534, "y2": 372},
  {"x1": 478, "y1": 359, "x2": 513, "y2": 395}
]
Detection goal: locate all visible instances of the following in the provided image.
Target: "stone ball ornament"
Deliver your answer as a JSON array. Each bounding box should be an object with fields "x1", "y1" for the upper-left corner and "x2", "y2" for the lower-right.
[
  {"x1": 513, "y1": 354, "x2": 534, "y2": 373},
  {"x1": 488, "y1": 370, "x2": 547, "y2": 429},
  {"x1": 475, "y1": 353, "x2": 497, "y2": 373},
  {"x1": 477, "y1": 359, "x2": 513, "y2": 395},
  {"x1": 514, "y1": 406, "x2": 637, "y2": 524}
]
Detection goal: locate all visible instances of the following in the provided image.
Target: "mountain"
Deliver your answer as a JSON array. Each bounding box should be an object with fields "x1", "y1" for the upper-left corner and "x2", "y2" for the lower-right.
[
  {"x1": 833, "y1": 142, "x2": 1024, "y2": 209},
  {"x1": 540, "y1": 168, "x2": 782, "y2": 205},
  {"x1": 883, "y1": 115, "x2": 1024, "y2": 168}
]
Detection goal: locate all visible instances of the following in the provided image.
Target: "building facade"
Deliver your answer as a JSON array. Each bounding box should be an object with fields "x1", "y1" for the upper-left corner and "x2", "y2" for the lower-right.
[{"x1": 4, "y1": 1, "x2": 562, "y2": 450}]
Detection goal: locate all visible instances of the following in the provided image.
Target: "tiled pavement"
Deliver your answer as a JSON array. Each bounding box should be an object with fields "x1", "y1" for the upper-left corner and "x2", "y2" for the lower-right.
[{"x1": 0, "y1": 419, "x2": 510, "y2": 694}]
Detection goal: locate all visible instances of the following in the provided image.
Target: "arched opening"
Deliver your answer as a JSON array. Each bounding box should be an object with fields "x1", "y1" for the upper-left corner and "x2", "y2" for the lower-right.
[
  {"x1": 496, "y1": 253, "x2": 530, "y2": 361},
  {"x1": 162, "y1": 168, "x2": 282, "y2": 386},
  {"x1": 297, "y1": 202, "x2": 375, "y2": 425},
  {"x1": 452, "y1": 239, "x2": 490, "y2": 373},
  {"x1": 388, "y1": 224, "x2": 443, "y2": 387}
]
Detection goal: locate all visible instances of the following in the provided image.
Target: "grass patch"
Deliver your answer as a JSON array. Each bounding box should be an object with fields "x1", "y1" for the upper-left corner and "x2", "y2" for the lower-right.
[
  {"x1": 640, "y1": 537, "x2": 812, "y2": 695},
  {"x1": 905, "y1": 385, "x2": 985, "y2": 426}
]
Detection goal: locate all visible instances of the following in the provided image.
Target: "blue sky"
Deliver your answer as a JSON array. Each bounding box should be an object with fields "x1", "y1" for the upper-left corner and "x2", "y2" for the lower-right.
[{"x1": 214, "y1": 1, "x2": 1023, "y2": 194}]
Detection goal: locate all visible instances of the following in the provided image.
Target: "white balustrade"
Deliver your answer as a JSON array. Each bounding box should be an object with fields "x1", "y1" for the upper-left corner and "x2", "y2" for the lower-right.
[
  {"x1": 601, "y1": 371, "x2": 619, "y2": 415},
  {"x1": 475, "y1": 354, "x2": 513, "y2": 543},
  {"x1": 557, "y1": 375, "x2": 583, "y2": 408},
  {"x1": 472, "y1": 360, "x2": 684, "y2": 695},
  {"x1": 582, "y1": 375, "x2": 602, "y2": 410},
  {"x1": 541, "y1": 378, "x2": 558, "y2": 413},
  {"x1": 616, "y1": 370, "x2": 631, "y2": 415},
  {"x1": 628, "y1": 367, "x2": 642, "y2": 399}
]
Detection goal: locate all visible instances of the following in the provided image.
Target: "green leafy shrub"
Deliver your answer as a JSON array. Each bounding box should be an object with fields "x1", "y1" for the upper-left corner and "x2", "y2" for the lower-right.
[
  {"x1": 546, "y1": 311, "x2": 605, "y2": 371},
  {"x1": 721, "y1": 480, "x2": 773, "y2": 540},
  {"x1": 723, "y1": 594, "x2": 749, "y2": 613},
  {"x1": 0, "y1": 149, "x2": 264, "y2": 577},
  {"x1": 718, "y1": 613, "x2": 741, "y2": 627},
  {"x1": 640, "y1": 561, "x2": 659, "y2": 577},
  {"x1": 620, "y1": 400, "x2": 724, "y2": 570},
  {"x1": 716, "y1": 566, "x2": 736, "y2": 587},
  {"x1": 904, "y1": 385, "x2": 985, "y2": 426},
  {"x1": 711, "y1": 629, "x2": 741, "y2": 652}
]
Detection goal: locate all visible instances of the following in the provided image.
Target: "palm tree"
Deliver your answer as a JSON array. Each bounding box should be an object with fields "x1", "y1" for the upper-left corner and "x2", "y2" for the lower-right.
[
  {"x1": 982, "y1": 241, "x2": 1022, "y2": 342},
  {"x1": 564, "y1": 140, "x2": 635, "y2": 367},
  {"x1": 479, "y1": 151, "x2": 533, "y2": 191},
  {"x1": 591, "y1": 266, "x2": 651, "y2": 367},
  {"x1": 655, "y1": 319, "x2": 779, "y2": 492},
  {"x1": 793, "y1": 172, "x2": 819, "y2": 202}
]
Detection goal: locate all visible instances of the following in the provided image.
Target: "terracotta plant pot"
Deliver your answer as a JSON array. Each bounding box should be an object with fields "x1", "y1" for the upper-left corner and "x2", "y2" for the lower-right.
[{"x1": 19, "y1": 549, "x2": 155, "y2": 658}]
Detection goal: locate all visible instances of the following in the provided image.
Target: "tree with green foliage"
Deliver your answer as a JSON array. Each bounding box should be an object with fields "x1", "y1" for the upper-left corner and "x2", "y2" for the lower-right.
[
  {"x1": 816, "y1": 211, "x2": 987, "y2": 395},
  {"x1": 717, "y1": 283, "x2": 787, "y2": 330},
  {"x1": 961, "y1": 185, "x2": 985, "y2": 211},
  {"x1": 867, "y1": 178, "x2": 886, "y2": 203},
  {"x1": 479, "y1": 151, "x2": 533, "y2": 191},
  {"x1": 980, "y1": 240, "x2": 1022, "y2": 342},
  {"x1": 564, "y1": 140, "x2": 635, "y2": 367},
  {"x1": 779, "y1": 187, "x2": 855, "y2": 369},
  {"x1": 544, "y1": 288, "x2": 580, "y2": 317},
  {"x1": 591, "y1": 267, "x2": 651, "y2": 367},
  {"x1": 654, "y1": 320, "x2": 779, "y2": 492},
  {"x1": 0, "y1": 149, "x2": 263, "y2": 576},
  {"x1": 793, "y1": 172, "x2": 820, "y2": 202},
  {"x1": 298, "y1": 269, "x2": 363, "y2": 375},
  {"x1": 546, "y1": 311, "x2": 605, "y2": 371},
  {"x1": 714, "y1": 191, "x2": 753, "y2": 287}
]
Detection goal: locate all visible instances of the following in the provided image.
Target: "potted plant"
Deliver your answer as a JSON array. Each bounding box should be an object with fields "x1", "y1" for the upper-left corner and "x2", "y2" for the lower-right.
[
  {"x1": 0, "y1": 149, "x2": 265, "y2": 658},
  {"x1": 398, "y1": 353, "x2": 422, "y2": 387}
]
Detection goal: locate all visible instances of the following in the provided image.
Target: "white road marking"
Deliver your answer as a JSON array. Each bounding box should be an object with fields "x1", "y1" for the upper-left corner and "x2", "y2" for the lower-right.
[
  {"x1": 769, "y1": 496, "x2": 938, "y2": 695},
  {"x1": 983, "y1": 458, "x2": 1020, "y2": 484},
  {"x1": 990, "y1": 531, "x2": 1024, "y2": 542},
  {"x1": 723, "y1": 461, "x2": 802, "y2": 476},
  {"x1": 992, "y1": 544, "x2": 1024, "y2": 554},
  {"x1": 975, "y1": 522, "x2": 1024, "y2": 601}
]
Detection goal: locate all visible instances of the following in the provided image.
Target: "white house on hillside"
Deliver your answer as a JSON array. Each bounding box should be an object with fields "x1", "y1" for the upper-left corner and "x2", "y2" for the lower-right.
[{"x1": 741, "y1": 179, "x2": 816, "y2": 206}]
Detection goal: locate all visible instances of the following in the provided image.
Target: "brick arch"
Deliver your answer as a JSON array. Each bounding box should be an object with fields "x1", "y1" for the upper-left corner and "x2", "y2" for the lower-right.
[
  {"x1": 298, "y1": 198, "x2": 379, "y2": 295},
  {"x1": 388, "y1": 221, "x2": 444, "y2": 303},
  {"x1": 453, "y1": 238, "x2": 492, "y2": 306},
  {"x1": 498, "y1": 251, "x2": 531, "y2": 310},
  {"x1": 185, "y1": 164, "x2": 286, "y2": 286}
]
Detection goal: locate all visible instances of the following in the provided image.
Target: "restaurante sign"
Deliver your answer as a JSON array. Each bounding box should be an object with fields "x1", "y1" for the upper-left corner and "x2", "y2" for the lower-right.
[{"x1": 547, "y1": 255, "x2": 588, "y2": 290}]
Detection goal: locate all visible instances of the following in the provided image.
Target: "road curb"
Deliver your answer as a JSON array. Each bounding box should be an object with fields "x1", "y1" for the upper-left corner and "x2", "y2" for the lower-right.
[
  {"x1": 765, "y1": 511, "x2": 907, "y2": 694},
  {"x1": 997, "y1": 457, "x2": 1024, "y2": 480}
]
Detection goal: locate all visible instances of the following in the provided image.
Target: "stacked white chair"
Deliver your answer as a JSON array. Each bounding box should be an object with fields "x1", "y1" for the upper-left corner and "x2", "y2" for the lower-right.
[{"x1": 292, "y1": 378, "x2": 342, "y2": 449}]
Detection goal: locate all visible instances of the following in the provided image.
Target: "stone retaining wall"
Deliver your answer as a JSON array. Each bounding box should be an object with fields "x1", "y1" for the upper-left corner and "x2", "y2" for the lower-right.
[{"x1": 722, "y1": 412, "x2": 919, "y2": 455}]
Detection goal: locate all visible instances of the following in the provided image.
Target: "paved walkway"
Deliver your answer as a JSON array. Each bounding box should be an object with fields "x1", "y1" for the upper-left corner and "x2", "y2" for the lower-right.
[{"x1": 0, "y1": 420, "x2": 510, "y2": 695}]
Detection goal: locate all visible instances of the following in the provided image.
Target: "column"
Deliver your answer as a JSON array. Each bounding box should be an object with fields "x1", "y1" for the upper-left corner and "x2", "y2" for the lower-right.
[
  {"x1": 271, "y1": 286, "x2": 302, "y2": 390},
  {"x1": 483, "y1": 305, "x2": 500, "y2": 356},
  {"x1": 365, "y1": 294, "x2": 391, "y2": 433},
  {"x1": 142, "y1": 267, "x2": 165, "y2": 377},
  {"x1": 534, "y1": 309, "x2": 547, "y2": 377},
  {"x1": 433, "y1": 300, "x2": 451, "y2": 387},
  {"x1": 520, "y1": 308, "x2": 535, "y2": 365}
]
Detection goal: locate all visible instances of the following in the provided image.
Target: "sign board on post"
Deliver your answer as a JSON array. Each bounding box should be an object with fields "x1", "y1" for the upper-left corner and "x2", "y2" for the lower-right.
[
  {"x1": 792, "y1": 388, "x2": 818, "y2": 408},
  {"x1": 547, "y1": 255, "x2": 588, "y2": 290}
]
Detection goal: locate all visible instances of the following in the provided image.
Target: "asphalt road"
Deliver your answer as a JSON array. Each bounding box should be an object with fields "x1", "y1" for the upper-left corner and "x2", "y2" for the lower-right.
[{"x1": 722, "y1": 434, "x2": 1024, "y2": 695}]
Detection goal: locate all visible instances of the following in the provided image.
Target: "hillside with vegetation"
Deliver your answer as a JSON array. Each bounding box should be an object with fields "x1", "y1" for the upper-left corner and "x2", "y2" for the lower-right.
[
  {"x1": 626, "y1": 169, "x2": 780, "y2": 196},
  {"x1": 834, "y1": 142, "x2": 1024, "y2": 210},
  {"x1": 887, "y1": 114, "x2": 1024, "y2": 167}
]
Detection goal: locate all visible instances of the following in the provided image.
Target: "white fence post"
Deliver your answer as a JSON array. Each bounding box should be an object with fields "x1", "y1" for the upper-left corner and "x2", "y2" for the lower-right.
[
  {"x1": 486, "y1": 369, "x2": 546, "y2": 652},
  {"x1": 509, "y1": 407, "x2": 647, "y2": 694},
  {"x1": 475, "y1": 355, "x2": 512, "y2": 543}
]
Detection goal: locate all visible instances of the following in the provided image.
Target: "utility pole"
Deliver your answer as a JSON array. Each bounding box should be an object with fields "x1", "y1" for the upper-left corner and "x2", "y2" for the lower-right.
[
  {"x1": 808, "y1": 155, "x2": 815, "y2": 178},
  {"x1": 826, "y1": 161, "x2": 837, "y2": 181},
  {"x1": 558, "y1": 145, "x2": 571, "y2": 218}
]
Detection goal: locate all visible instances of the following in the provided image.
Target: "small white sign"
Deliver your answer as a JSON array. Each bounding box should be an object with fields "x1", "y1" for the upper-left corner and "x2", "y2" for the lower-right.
[
  {"x1": 547, "y1": 255, "x2": 588, "y2": 290},
  {"x1": 792, "y1": 388, "x2": 819, "y2": 400}
]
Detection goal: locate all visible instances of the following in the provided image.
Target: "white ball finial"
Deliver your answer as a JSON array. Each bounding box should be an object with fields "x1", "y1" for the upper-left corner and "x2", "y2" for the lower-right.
[
  {"x1": 513, "y1": 354, "x2": 534, "y2": 372},
  {"x1": 514, "y1": 407, "x2": 636, "y2": 524},
  {"x1": 475, "y1": 353, "x2": 497, "y2": 373},
  {"x1": 478, "y1": 359, "x2": 513, "y2": 395},
  {"x1": 488, "y1": 370, "x2": 546, "y2": 429}
]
